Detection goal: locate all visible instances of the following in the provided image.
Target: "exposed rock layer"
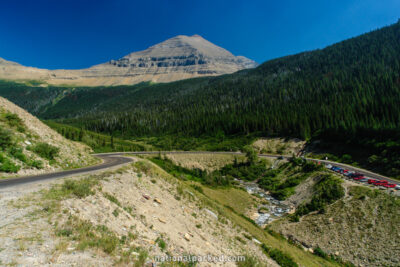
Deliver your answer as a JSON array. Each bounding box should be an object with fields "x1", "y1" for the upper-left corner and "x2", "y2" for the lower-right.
[{"x1": 0, "y1": 35, "x2": 257, "y2": 86}]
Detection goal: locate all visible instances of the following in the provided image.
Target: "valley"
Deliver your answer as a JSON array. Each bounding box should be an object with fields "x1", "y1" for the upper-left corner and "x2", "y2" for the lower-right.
[{"x1": 0, "y1": 5, "x2": 399, "y2": 266}]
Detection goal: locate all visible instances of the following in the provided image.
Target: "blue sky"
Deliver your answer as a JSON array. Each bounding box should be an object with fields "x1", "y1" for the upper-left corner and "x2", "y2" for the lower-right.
[{"x1": 0, "y1": 0, "x2": 399, "y2": 69}]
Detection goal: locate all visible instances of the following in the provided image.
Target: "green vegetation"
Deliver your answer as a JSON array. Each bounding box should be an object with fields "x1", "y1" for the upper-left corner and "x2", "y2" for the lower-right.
[
  {"x1": 103, "y1": 192, "x2": 121, "y2": 206},
  {"x1": 293, "y1": 174, "x2": 344, "y2": 219},
  {"x1": 44, "y1": 177, "x2": 98, "y2": 200},
  {"x1": 0, "y1": 126, "x2": 13, "y2": 149},
  {"x1": 156, "y1": 237, "x2": 167, "y2": 251},
  {"x1": 0, "y1": 111, "x2": 47, "y2": 173},
  {"x1": 149, "y1": 149, "x2": 328, "y2": 201},
  {"x1": 261, "y1": 244, "x2": 298, "y2": 267},
  {"x1": 28, "y1": 142, "x2": 59, "y2": 160},
  {"x1": 132, "y1": 158, "x2": 339, "y2": 267},
  {"x1": 45, "y1": 120, "x2": 151, "y2": 152},
  {"x1": 237, "y1": 255, "x2": 266, "y2": 267},
  {"x1": 0, "y1": 152, "x2": 20, "y2": 173},
  {"x1": 58, "y1": 218, "x2": 119, "y2": 254},
  {"x1": 2, "y1": 23, "x2": 400, "y2": 177}
]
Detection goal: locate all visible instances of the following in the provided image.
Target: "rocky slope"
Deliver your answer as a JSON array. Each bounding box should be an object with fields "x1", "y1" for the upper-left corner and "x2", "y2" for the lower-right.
[
  {"x1": 0, "y1": 35, "x2": 257, "y2": 86},
  {"x1": 271, "y1": 177, "x2": 400, "y2": 267},
  {"x1": 0, "y1": 157, "x2": 276, "y2": 266},
  {"x1": 0, "y1": 97, "x2": 96, "y2": 177}
]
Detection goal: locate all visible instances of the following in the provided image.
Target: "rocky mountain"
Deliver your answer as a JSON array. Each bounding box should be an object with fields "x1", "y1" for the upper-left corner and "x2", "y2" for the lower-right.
[{"x1": 0, "y1": 35, "x2": 257, "y2": 86}]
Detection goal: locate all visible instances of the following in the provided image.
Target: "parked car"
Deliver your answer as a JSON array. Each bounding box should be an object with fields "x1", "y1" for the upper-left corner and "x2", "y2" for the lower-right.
[
  {"x1": 325, "y1": 164, "x2": 333, "y2": 169},
  {"x1": 368, "y1": 179, "x2": 378, "y2": 184},
  {"x1": 384, "y1": 183, "x2": 396, "y2": 188},
  {"x1": 344, "y1": 171, "x2": 354, "y2": 177},
  {"x1": 373, "y1": 181, "x2": 388, "y2": 186},
  {"x1": 359, "y1": 178, "x2": 369, "y2": 182}
]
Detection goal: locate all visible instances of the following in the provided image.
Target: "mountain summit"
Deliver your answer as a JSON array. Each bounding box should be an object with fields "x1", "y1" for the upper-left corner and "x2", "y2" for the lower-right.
[{"x1": 0, "y1": 35, "x2": 257, "y2": 86}]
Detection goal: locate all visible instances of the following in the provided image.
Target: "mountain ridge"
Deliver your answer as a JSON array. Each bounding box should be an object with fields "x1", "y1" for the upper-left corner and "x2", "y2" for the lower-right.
[{"x1": 0, "y1": 35, "x2": 257, "y2": 86}]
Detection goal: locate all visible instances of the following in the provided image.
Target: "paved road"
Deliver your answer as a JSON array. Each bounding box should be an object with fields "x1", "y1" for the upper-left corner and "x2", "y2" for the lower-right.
[
  {"x1": 0, "y1": 151, "x2": 398, "y2": 188},
  {"x1": 98, "y1": 151, "x2": 399, "y2": 185},
  {"x1": 0, "y1": 154, "x2": 133, "y2": 188}
]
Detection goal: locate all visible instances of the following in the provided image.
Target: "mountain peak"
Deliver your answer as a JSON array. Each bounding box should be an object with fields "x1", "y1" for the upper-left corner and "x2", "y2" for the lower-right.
[{"x1": 0, "y1": 35, "x2": 257, "y2": 86}]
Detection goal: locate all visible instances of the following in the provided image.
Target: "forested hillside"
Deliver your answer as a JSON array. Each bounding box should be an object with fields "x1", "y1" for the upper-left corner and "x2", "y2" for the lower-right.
[
  {"x1": 43, "y1": 21, "x2": 400, "y2": 139},
  {"x1": 1, "y1": 21, "x2": 400, "y2": 177}
]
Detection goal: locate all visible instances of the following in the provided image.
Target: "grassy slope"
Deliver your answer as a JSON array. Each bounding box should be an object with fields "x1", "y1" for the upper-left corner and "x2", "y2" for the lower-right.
[
  {"x1": 142, "y1": 157, "x2": 339, "y2": 267},
  {"x1": 140, "y1": 154, "x2": 338, "y2": 266}
]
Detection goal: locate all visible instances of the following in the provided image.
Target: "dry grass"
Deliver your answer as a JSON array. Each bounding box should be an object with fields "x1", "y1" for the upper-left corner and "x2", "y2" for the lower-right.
[
  {"x1": 164, "y1": 153, "x2": 246, "y2": 172},
  {"x1": 201, "y1": 186, "x2": 259, "y2": 215}
]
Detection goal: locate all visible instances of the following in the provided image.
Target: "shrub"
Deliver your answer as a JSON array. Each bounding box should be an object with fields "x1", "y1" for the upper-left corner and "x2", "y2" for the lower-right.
[
  {"x1": 4, "y1": 112, "x2": 22, "y2": 128},
  {"x1": 104, "y1": 192, "x2": 121, "y2": 206},
  {"x1": 29, "y1": 159, "x2": 43, "y2": 169},
  {"x1": 295, "y1": 174, "x2": 344, "y2": 217},
  {"x1": 0, "y1": 127, "x2": 13, "y2": 149},
  {"x1": 156, "y1": 237, "x2": 166, "y2": 251},
  {"x1": 314, "y1": 246, "x2": 329, "y2": 259},
  {"x1": 302, "y1": 161, "x2": 324, "y2": 172},
  {"x1": 243, "y1": 145, "x2": 258, "y2": 165},
  {"x1": 237, "y1": 255, "x2": 264, "y2": 267},
  {"x1": 56, "y1": 228, "x2": 73, "y2": 237},
  {"x1": 28, "y1": 142, "x2": 59, "y2": 160},
  {"x1": 261, "y1": 244, "x2": 298, "y2": 267},
  {"x1": 9, "y1": 147, "x2": 27, "y2": 163},
  {"x1": 112, "y1": 208, "x2": 119, "y2": 217},
  {"x1": 190, "y1": 184, "x2": 203, "y2": 194},
  {"x1": 61, "y1": 179, "x2": 96, "y2": 198},
  {"x1": 0, "y1": 153, "x2": 20, "y2": 173}
]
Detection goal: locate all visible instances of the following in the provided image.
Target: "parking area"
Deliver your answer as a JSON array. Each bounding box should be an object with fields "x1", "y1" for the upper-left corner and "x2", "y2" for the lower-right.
[{"x1": 325, "y1": 164, "x2": 400, "y2": 195}]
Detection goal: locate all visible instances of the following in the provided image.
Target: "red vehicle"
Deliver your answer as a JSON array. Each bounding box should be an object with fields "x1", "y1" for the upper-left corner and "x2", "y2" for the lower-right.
[
  {"x1": 383, "y1": 183, "x2": 396, "y2": 188},
  {"x1": 353, "y1": 176, "x2": 365, "y2": 181},
  {"x1": 368, "y1": 179, "x2": 378, "y2": 184},
  {"x1": 373, "y1": 180, "x2": 388, "y2": 186}
]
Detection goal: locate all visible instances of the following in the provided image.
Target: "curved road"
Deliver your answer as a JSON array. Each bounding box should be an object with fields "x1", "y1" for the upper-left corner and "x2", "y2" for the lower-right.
[
  {"x1": 0, "y1": 154, "x2": 132, "y2": 188},
  {"x1": 0, "y1": 151, "x2": 398, "y2": 188}
]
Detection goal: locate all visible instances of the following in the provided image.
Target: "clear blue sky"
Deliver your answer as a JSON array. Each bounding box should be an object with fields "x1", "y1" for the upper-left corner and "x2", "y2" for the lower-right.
[{"x1": 0, "y1": 0, "x2": 399, "y2": 69}]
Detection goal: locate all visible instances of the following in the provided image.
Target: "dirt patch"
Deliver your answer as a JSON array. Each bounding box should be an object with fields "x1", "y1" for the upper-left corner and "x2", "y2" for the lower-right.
[
  {"x1": 252, "y1": 138, "x2": 305, "y2": 156},
  {"x1": 164, "y1": 153, "x2": 246, "y2": 172}
]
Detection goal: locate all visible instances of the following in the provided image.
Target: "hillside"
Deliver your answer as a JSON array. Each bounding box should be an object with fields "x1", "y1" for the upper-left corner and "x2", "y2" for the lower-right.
[
  {"x1": 1, "y1": 21, "x2": 399, "y2": 178},
  {"x1": 0, "y1": 35, "x2": 257, "y2": 86},
  {"x1": 271, "y1": 185, "x2": 400, "y2": 267},
  {"x1": 0, "y1": 155, "x2": 341, "y2": 267},
  {"x1": 0, "y1": 97, "x2": 96, "y2": 177},
  {"x1": 158, "y1": 152, "x2": 400, "y2": 267}
]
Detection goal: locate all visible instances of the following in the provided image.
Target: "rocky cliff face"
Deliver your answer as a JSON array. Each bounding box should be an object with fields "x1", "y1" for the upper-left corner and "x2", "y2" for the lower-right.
[{"x1": 0, "y1": 35, "x2": 257, "y2": 86}]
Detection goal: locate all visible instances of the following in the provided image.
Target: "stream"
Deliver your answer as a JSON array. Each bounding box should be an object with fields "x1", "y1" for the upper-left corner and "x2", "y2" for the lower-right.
[{"x1": 236, "y1": 179, "x2": 294, "y2": 226}]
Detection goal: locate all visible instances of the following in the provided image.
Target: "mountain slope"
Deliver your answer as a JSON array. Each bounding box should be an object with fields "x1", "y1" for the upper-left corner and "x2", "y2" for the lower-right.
[
  {"x1": 0, "y1": 35, "x2": 257, "y2": 86},
  {"x1": 0, "y1": 97, "x2": 96, "y2": 177},
  {"x1": 1, "y1": 21, "x2": 400, "y2": 177}
]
